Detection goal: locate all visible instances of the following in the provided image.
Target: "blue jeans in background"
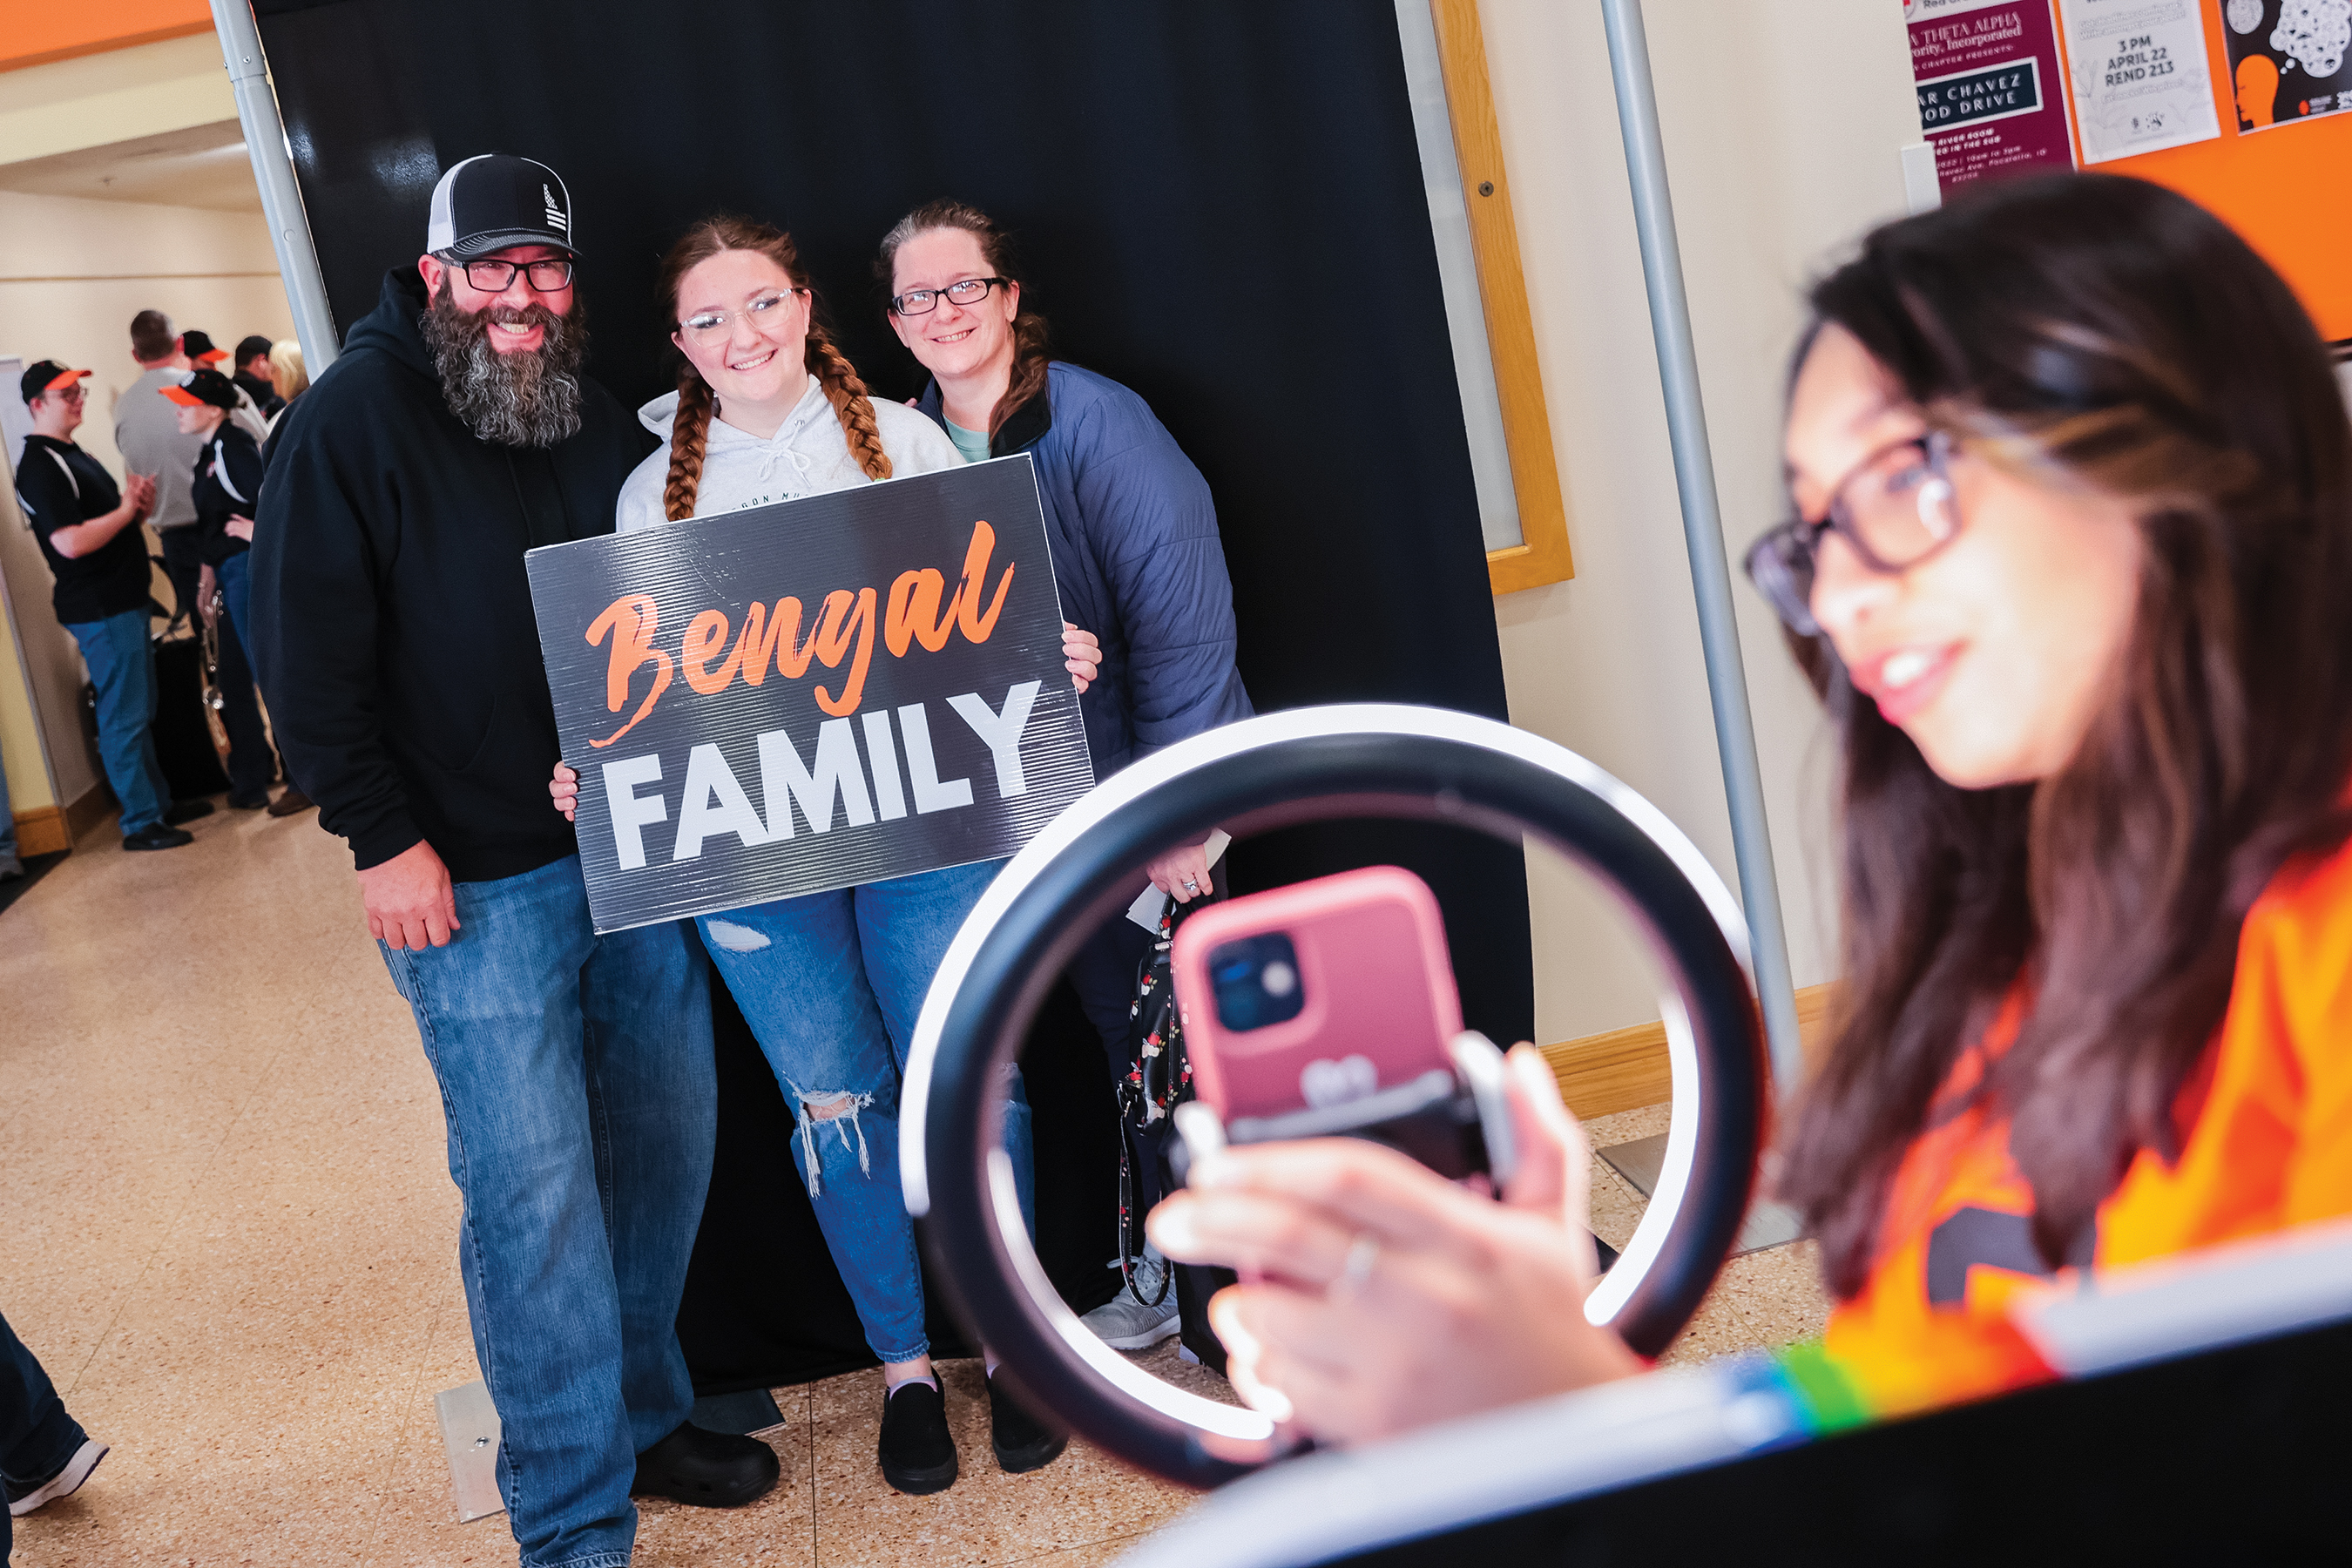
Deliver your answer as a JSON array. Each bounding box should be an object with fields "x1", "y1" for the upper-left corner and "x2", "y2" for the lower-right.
[
  {"x1": 2, "y1": 1308, "x2": 91, "y2": 1563},
  {"x1": 699, "y1": 857, "x2": 1030, "y2": 1365},
  {"x1": 381, "y1": 855, "x2": 714, "y2": 1568},
  {"x1": 64, "y1": 609, "x2": 168, "y2": 837}
]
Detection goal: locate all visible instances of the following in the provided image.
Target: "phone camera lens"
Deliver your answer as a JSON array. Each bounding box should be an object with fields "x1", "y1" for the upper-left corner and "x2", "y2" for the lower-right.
[
  {"x1": 1260, "y1": 960, "x2": 1296, "y2": 998},
  {"x1": 1206, "y1": 932, "x2": 1307, "y2": 1031}
]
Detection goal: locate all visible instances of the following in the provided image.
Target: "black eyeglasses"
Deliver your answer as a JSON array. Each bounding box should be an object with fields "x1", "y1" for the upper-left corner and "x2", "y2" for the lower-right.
[
  {"x1": 461, "y1": 258, "x2": 574, "y2": 293},
  {"x1": 888, "y1": 276, "x2": 1008, "y2": 317},
  {"x1": 1742, "y1": 431, "x2": 1962, "y2": 635}
]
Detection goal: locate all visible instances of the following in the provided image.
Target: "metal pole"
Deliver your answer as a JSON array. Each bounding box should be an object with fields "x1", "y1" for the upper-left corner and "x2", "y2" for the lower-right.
[
  {"x1": 210, "y1": 0, "x2": 339, "y2": 375},
  {"x1": 1598, "y1": 0, "x2": 1802, "y2": 1092}
]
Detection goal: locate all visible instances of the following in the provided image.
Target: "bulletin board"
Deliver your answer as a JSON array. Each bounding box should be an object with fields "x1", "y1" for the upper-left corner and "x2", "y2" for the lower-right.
[{"x1": 2056, "y1": 3, "x2": 2352, "y2": 341}]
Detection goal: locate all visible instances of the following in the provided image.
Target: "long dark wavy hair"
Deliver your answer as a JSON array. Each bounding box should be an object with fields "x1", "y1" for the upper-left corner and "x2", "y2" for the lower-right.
[{"x1": 1775, "y1": 173, "x2": 2352, "y2": 1297}]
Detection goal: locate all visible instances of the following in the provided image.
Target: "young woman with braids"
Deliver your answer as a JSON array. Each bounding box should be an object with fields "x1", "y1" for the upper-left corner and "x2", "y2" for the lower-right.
[
  {"x1": 879, "y1": 200, "x2": 1255, "y2": 1353},
  {"x1": 1146, "y1": 174, "x2": 2352, "y2": 1443},
  {"x1": 551, "y1": 215, "x2": 1101, "y2": 1493}
]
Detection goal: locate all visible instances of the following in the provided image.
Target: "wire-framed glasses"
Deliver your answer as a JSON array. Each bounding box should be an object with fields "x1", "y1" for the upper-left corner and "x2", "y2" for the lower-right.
[
  {"x1": 461, "y1": 258, "x2": 575, "y2": 293},
  {"x1": 888, "y1": 277, "x2": 1008, "y2": 317},
  {"x1": 679, "y1": 289, "x2": 804, "y2": 346},
  {"x1": 1742, "y1": 431, "x2": 1962, "y2": 636}
]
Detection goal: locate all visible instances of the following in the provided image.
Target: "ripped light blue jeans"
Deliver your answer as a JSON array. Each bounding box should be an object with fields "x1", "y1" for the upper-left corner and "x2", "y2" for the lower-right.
[{"x1": 699, "y1": 857, "x2": 1031, "y2": 1364}]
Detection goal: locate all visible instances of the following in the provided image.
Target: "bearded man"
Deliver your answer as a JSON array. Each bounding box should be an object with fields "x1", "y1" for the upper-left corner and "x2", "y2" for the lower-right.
[{"x1": 249, "y1": 155, "x2": 777, "y2": 1568}]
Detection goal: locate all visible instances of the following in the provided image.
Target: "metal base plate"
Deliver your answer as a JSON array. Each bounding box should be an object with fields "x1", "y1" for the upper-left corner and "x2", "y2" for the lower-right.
[
  {"x1": 434, "y1": 1380, "x2": 504, "y2": 1524},
  {"x1": 1599, "y1": 1133, "x2": 1803, "y2": 1256}
]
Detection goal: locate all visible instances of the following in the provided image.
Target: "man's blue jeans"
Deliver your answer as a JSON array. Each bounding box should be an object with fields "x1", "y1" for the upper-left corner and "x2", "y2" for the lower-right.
[
  {"x1": 219, "y1": 551, "x2": 253, "y2": 663},
  {"x1": 698, "y1": 857, "x2": 1031, "y2": 1365},
  {"x1": 2, "y1": 1308, "x2": 91, "y2": 1563},
  {"x1": 64, "y1": 609, "x2": 168, "y2": 836},
  {"x1": 380, "y1": 855, "x2": 714, "y2": 1568}
]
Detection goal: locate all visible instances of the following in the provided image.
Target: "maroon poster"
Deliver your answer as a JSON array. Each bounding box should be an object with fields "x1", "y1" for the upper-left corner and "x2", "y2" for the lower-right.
[{"x1": 1906, "y1": 0, "x2": 2078, "y2": 193}]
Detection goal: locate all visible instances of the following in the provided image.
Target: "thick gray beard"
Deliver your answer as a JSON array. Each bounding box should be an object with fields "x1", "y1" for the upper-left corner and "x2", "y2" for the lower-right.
[{"x1": 420, "y1": 280, "x2": 588, "y2": 449}]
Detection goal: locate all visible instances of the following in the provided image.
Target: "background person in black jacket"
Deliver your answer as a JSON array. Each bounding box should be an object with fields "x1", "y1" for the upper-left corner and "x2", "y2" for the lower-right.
[
  {"x1": 11, "y1": 361, "x2": 192, "y2": 853},
  {"x1": 249, "y1": 154, "x2": 776, "y2": 1568}
]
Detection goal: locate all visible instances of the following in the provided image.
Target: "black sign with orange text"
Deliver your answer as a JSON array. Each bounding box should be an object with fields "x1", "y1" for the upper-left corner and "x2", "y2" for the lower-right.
[{"x1": 524, "y1": 455, "x2": 1093, "y2": 933}]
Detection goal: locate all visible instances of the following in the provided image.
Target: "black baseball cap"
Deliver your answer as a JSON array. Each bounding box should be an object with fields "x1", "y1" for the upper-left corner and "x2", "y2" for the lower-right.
[
  {"x1": 20, "y1": 361, "x2": 91, "y2": 404},
  {"x1": 162, "y1": 368, "x2": 240, "y2": 411},
  {"x1": 234, "y1": 335, "x2": 274, "y2": 365},
  {"x1": 427, "y1": 153, "x2": 578, "y2": 260},
  {"x1": 179, "y1": 330, "x2": 230, "y2": 367}
]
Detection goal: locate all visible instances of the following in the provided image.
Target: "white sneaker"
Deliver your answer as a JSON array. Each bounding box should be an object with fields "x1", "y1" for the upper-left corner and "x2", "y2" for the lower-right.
[
  {"x1": 8, "y1": 1438, "x2": 107, "y2": 1516},
  {"x1": 1080, "y1": 1257, "x2": 1183, "y2": 1350}
]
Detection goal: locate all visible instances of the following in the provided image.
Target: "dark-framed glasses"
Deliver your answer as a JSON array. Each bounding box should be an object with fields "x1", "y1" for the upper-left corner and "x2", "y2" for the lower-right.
[
  {"x1": 461, "y1": 257, "x2": 575, "y2": 293},
  {"x1": 679, "y1": 289, "x2": 803, "y2": 347},
  {"x1": 889, "y1": 276, "x2": 1007, "y2": 317},
  {"x1": 1742, "y1": 430, "x2": 1961, "y2": 636}
]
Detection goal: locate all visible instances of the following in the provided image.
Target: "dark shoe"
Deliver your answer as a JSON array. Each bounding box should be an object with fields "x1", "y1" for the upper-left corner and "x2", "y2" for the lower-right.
[
  {"x1": 7, "y1": 1438, "x2": 108, "y2": 1516},
  {"x1": 162, "y1": 799, "x2": 213, "y2": 825},
  {"x1": 877, "y1": 1379, "x2": 957, "y2": 1495},
  {"x1": 123, "y1": 824, "x2": 194, "y2": 852},
  {"x1": 267, "y1": 787, "x2": 315, "y2": 818},
  {"x1": 987, "y1": 1374, "x2": 1066, "y2": 1474},
  {"x1": 631, "y1": 1422, "x2": 779, "y2": 1509},
  {"x1": 228, "y1": 790, "x2": 271, "y2": 810}
]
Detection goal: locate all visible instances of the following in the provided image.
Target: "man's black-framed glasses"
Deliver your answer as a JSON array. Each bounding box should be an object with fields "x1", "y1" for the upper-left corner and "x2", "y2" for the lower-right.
[
  {"x1": 1742, "y1": 430, "x2": 1962, "y2": 636},
  {"x1": 889, "y1": 276, "x2": 1007, "y2": 317},
  {"x1": 461, "y1": 257, "x2": 575, "y2": 293}
]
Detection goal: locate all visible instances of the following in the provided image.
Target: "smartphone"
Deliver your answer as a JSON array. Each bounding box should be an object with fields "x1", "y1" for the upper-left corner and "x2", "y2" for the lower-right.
[{"x1": 1171, "y1": 866, "x2": 1507, "y2": 1180}]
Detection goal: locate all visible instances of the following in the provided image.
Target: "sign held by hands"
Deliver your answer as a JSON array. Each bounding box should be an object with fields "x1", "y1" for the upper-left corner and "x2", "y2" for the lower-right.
[{"x1": 526, "y1": 455, "x2": 1095, "y2": 933}]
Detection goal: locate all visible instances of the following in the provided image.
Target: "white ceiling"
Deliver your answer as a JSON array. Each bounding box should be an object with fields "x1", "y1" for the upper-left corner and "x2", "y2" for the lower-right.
[{"x1": 0, "y1": 119, "x2": 260, "y2": 212}]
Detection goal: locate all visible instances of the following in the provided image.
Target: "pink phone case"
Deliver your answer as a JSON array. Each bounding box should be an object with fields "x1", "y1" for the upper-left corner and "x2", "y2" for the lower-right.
[{"x1": 1171, "y1": 866, "x2": 1463, "y2": 1121}]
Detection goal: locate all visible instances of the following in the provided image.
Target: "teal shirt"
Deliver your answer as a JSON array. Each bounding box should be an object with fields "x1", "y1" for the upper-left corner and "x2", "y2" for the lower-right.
[{"x1": 944, "y1": 416, "x2": 990, "y2": 466}]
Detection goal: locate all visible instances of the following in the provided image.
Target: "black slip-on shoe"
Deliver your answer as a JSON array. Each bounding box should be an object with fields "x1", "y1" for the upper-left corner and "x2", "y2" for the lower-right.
[
  {"x1": 266, "y1": 787, "x2": 315, "y2": 817},
  {"x1": 123, "y1": 824, "x2": 194, "y2": 852},
  {"x1": 631, "y1": 1422, "x2": 780, "y2": 1508},
  {"x1": 162, "y1": 799, "x2": 213, "y2": 825},
  {"x1": 987, "y1": 1375, "x2": 1067, "y2": 1474},
  {"x1": 877, "y1": 1380, "x2": 958, "y2": 1495},
  {"x1": 228, "y1": 790, "x2": 271, "y2": 810}
]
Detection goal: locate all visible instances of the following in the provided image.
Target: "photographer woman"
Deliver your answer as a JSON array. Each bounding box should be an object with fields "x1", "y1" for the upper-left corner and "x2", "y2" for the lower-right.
[
  {"x1": 551, "y1": 216, "x2": 1101, "y2": 1494},
  {"x1": 1147, "y1": 173, "x2": 2352, "y2": 1440},
  {"x1": 877, "y1": 200, "x2": 1255, "y2": 1347}
]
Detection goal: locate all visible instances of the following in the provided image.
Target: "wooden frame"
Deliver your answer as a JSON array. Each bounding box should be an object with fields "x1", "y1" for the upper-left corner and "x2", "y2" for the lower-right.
[{"x1": 1425, "y1": 0, "x2": 1576, "y2": 596}]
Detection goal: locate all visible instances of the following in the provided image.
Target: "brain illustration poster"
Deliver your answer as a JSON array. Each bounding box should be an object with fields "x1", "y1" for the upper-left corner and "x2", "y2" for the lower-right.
[
  {"x1": 1907, "y1": 0, "x2": 2078, "y2": 191},
  {"x1": 2223, "y1": 0, "x2": 2352, "y2": 130}
]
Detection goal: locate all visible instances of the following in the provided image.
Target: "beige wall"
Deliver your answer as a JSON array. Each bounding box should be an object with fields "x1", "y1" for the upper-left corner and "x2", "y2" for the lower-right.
[
  {"x1": 0, "y1": 35, "x2": 234, "y2": 166},
  {"x1": 1479, "y1": 0, "x2": 1921, "y2": 1043}
]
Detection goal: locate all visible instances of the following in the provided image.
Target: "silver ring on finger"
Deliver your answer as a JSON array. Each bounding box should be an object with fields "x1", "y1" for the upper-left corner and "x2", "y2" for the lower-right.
[
  {"x1": 1329, "y1": 1232, "x2": 1380, "y2": 1302},
  {"x1": 1183, "y1": 878, "x2": 1201, "y2": 893}
]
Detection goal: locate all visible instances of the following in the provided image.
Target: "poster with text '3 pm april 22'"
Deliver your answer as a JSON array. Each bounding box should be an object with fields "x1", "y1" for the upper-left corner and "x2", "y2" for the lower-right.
[{"x1": 525, "y1": 455, "x2": 1096, "y2": 934}]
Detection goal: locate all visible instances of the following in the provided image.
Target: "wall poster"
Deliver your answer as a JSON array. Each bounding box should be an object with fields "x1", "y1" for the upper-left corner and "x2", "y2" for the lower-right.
[
  {"x1": 524, "y1": 456, "x2": 1096, "y2": 934},
  {"x1": 2222, "y1": 0, "x2": 2352, "y2": 130},
  {"x1": 2058, "y1": 0, "x2": 2224, "y2": 159},
  {"x1": 1907, "y1": 0, "x2": 2079, "y2": 191}
]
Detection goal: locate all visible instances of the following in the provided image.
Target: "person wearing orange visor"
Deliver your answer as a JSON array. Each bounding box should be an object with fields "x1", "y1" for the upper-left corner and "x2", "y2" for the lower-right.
[{"x1": 1145, "y1": 172, "x2": 2352, "y2": 1441}]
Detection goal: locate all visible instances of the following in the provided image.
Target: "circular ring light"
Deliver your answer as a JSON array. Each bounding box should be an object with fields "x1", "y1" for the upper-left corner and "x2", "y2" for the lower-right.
[{"x1": 902, "y1": 705, "x2": 1768, "y2": 1487}]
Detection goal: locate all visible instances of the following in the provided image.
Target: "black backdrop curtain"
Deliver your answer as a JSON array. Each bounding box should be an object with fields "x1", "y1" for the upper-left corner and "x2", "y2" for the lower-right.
[{"x1": 253, "y1": 0, "x2": 1536, "y2": 1393}]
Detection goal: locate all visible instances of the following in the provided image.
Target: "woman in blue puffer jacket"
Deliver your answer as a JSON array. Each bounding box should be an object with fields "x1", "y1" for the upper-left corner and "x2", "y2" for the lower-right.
[{"x1": 878, "y1": 199, "x2": 1254, "y2": 1350}]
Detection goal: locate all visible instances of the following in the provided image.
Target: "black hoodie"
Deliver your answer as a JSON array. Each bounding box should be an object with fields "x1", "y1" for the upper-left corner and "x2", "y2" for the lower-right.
[{"x1": 251, "y1": 268, "x2": 656, "y2": 880}]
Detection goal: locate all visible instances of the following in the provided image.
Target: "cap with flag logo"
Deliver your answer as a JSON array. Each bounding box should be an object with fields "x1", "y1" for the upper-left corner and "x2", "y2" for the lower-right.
[
  {"x1": 161, "y1": 368, "x2": 240, "y2": 411},
  {"x1": 179, "y1": 330, "x2": 230, "y2": 366},
  {"x1": 426, "y1": 153, "x2": 578, "y2": 261},
  {"x1": 19, "y1": 361, "x2": 91, "y2": 404}
]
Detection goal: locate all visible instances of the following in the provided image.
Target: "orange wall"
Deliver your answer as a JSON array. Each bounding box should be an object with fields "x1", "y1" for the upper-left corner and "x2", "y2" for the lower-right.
[
  {"x1": 2058, "y1": 3, "x2": 2352, "y2": 341},
  {"x1": 0, "y1": 2, "x2": 212, "y2": 73}
]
